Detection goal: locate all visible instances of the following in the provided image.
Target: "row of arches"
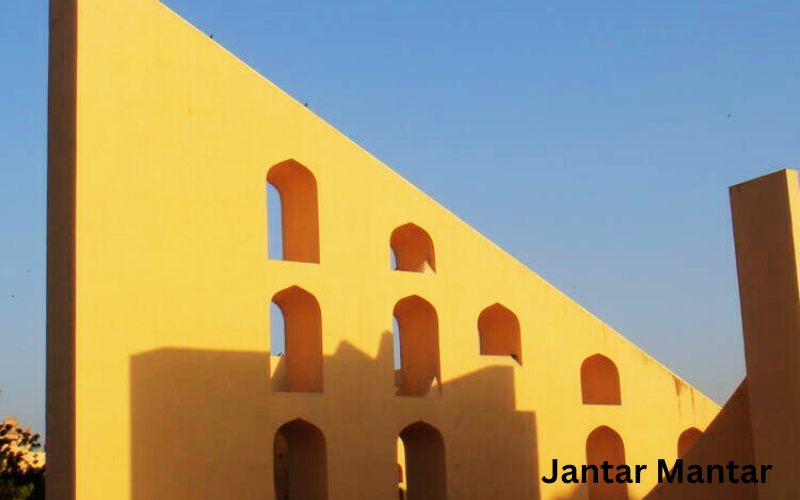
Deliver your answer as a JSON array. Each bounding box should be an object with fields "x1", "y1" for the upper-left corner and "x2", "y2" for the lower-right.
[
  {"x1": 585, "y1": 425, "x2": 704, "y2": 500},
  {"x1": 273, "y1": 419, "x2": 447, "y2": 500},
  {"x1": 269, "y1": 288, "x2": 625, "y2": 406},
  {"x1": 266, "y1": 163, "x2": 624, "y2": 403},
  {"x1": 269, "y1": 284, "x2": 625, "y2": 403},
  {"x1": 269, "y1": 288, "x2": 525, "y2": 395},
  {"x1": 266, "y1": 159, "x2": 436, "y2": 272},
  {"x1": 272, "y1": 419, "x2": 703, "y2": 500}
]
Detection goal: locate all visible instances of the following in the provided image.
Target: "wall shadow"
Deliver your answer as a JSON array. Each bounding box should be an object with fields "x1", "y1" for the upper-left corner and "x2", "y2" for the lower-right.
[
  {"x1": 130, "y1": 349, "x2": 273, "y2": 500},
  {"x1": 439, "y1": 364, "x2": 540, "y2": 499},
  {"x1": 643, "y1": 380, "x2": 756, "y2": 500},
  {"x1": 131, "y1": 334, "x2": 541, "y2": 499}
]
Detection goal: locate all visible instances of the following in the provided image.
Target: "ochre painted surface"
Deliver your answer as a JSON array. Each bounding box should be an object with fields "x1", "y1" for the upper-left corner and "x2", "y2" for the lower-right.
[
  {"x1": 478, "y1": 303, "x2": 523, "y2": 365},
  {"x1": 272, "y1": 286, "x2": 323, "y2": 393},
  {"x1": 393, "y1": 295, "x2": 442, "y2": 397},
  {"x1": 581, "y1": 354, "x2": 622, "y2": 406},
  {"x1": 643, "y1": 381, "x2": 757, "y2": 500},
  {"x1": 730, "y1": 169, "x2": 800, "y2": 500},
  {"x1": 390, "y1": 223, "x2": 436, "y2": 273},
  {"x1": 646, "y1": 171, "x2": 800, "y2": 500},
  {"x1": 676, "y1": 427, "x2": 702, "y2": 459},
  {"x1": 267, "y1": 160, "x2": 320, "y2": 264},
  {"x1": 586, "y1": 426, "x2": 628, "y2": 500},
  {"x1": 45, "y1": 0, "x2": 76, "y2": 498},
  {"x1": 47, "y1": 0, "x2": 721, "y2": 499}
]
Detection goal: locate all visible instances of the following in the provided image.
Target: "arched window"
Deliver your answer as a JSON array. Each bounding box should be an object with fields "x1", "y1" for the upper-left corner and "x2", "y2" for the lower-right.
[
  {"x1": 274, "y1": 419, "x2": 328, "y2": 500},
  {"x1": 390, "y1": 223, "x2": 435, "y2": 273},
  {"x1": 393, "y1": 296, "x2": 442, "y2": 396},
  {"x1": 586, "y1": 426, "x2": 628, "y2": 500},
  {"x1": 677, "y1": 427, "x2": 703, "y2": 458},
  {"x1": 581, "y1": 354, "x2": 621, "y2": 405},
  {"x1": 398, "y1": 422, "x2": 448, "y2": 500},
  {"x1": 271, "y1": 286, "x2": 323, "y2": 392},
  {"x1": 478, "y1": 303, "x2": 522, "y2": 365},
  {"x1": 267, "y1": 159, "x2": 320, "y2": 263}
]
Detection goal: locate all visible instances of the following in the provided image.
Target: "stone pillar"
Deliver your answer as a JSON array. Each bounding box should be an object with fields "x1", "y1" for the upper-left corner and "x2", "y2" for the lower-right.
[{"x1": 730, "y1": 169, "x2": 800, "y2": 500}]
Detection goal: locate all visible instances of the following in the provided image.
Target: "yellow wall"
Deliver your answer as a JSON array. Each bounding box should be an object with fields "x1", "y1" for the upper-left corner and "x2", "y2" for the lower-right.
[{"x1": 47, "y1": 0, "x2": 720, "y2": 499}]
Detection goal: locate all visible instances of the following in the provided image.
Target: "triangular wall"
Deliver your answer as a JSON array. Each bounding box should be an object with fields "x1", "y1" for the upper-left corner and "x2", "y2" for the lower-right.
[{"x1": 47, "y1": 1, "x2": 720, "y2": 499}]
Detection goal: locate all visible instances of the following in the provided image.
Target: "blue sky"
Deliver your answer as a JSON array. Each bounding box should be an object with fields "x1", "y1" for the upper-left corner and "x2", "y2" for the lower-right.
[{"x1": 1, "y1": 0, "x2": 798, "y2": 436}]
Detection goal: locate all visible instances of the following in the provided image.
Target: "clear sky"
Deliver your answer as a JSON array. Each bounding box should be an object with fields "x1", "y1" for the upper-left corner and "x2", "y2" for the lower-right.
[{"x1": 1, "y1": 0, "x2": 798, "y2": 437}]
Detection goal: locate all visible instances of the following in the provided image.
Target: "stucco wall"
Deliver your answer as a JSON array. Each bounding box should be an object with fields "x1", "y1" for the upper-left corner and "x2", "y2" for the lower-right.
[{"x1": 47, "y1": 0, "x2": 720, "y2": 499}]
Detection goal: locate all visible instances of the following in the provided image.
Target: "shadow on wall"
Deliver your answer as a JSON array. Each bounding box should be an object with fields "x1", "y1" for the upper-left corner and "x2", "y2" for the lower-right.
[
  {"x1": 129, "y1": 332, "x2": 543, "y2": 500},
  {"x1": 548, "y1": 486, "x2": 583, "y2": 500},
  {"x1": 643, "y1": 380, "x2": 757, "y2": 500}
]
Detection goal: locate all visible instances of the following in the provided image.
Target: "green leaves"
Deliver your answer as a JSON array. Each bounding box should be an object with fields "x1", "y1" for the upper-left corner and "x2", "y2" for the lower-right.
[{"x1": 0, "y1": 479, "x2": 34, "y2": 500}]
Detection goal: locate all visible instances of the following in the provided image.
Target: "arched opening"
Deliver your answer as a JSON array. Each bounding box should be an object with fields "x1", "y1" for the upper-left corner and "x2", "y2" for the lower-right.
[
  {"x1": 390, "y1": 223, "x2": 435, "y2": 273},
  {"x1": 677, "y1": 427, "x2": 703, "y2": 458},
  {"x1": 274, "y1": 419, "x2": 328, "y2": 500},
  {"x1": 271, "y1": 286, "x2": 323, "y2": 392},
  {"x1": 586, "y1": 426, "x2": 628, "y2": 500},
  {"x1": 267, "y1": 159, "x2": 320, "y2": 263},
  {"x1": 478, "y1": 303, "x2": 522, "y2": 365},
  {"x1": 581, "y1": 354, "x2": 621, "y2": 405},
  {"x1": 398, "y1": 422, "x2": 448, "y2": 500},
  {"x1": 393, "y1": 296, "x2": 441, "y2": 396}
]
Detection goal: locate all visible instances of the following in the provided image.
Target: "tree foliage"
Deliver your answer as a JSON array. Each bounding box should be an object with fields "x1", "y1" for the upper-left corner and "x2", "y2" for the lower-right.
[{"x1": 0, "y1": 420, "x2": 44, "y2": 500}]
